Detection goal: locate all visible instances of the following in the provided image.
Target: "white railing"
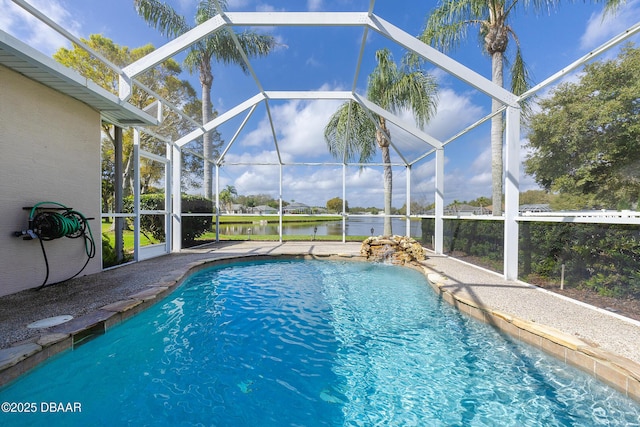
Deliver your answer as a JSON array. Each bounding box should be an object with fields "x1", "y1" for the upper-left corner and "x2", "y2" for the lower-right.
[{"x1": 519, "y1": 210, "x2": 640, "y2": 225}]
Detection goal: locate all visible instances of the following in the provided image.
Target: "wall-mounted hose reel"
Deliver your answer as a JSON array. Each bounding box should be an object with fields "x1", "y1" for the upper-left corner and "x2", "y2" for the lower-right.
[{"x1": 14, "y1": 201, "x2": 96, "y2": 290}]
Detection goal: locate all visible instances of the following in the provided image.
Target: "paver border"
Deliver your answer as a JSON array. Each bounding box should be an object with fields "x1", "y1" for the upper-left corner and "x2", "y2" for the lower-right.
[{"x1": 420, "y1": 266, "x2": 640, "y2": 403}]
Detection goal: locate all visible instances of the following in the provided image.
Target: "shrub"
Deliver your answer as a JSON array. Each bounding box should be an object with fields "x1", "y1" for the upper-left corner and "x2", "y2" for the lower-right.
[
  {"x1": 181, "y1": 195, "x2": 214, "y2": 243},
  {"x1": 423, "y1": 218, "x2": 640, "y2": 298},
  {"x1": 102, "y1": 233, "x2": 118, "y2": 268},
  {"x1": 124, "y1": 194, "x2": 213, "y2": 243}
]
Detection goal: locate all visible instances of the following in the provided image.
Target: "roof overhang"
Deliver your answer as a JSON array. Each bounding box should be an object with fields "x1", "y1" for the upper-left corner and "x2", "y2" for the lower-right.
[{"x1": 0, "y1": 30, "x2": 157, "y2": 128}]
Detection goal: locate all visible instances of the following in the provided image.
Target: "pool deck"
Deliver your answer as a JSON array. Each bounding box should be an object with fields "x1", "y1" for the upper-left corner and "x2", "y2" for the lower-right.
[{"x1": 1, "y1": 241, "x2": 639, "y2": 401}]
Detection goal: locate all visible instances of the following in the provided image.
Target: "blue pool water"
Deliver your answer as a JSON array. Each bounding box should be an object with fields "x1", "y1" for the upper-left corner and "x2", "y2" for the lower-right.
[{"x1": 2, "y1": 259, "x2": 640, "y2": 426}]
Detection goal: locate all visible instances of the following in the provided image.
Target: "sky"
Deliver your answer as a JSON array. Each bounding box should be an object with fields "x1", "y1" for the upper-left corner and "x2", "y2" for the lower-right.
[{"x1": 2, "y1": 0, "x2": 640, "y2": 209}]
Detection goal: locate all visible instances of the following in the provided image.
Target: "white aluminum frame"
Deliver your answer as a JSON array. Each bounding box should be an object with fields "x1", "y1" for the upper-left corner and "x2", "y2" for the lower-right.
[
  {"x1": 144, "y1": 10, "x2": 638, "y2": 281},
  {"x1": 9, "y1": 0, "x2": 639, "y2": 281}
]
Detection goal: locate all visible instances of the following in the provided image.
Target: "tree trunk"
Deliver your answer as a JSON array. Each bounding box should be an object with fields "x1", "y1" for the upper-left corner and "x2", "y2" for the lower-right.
[
  {"x1": 114, "y1": 126, "x2": 124, "y2": 263},
  {"x1": 123, "y1": 145, "x2": 134, "y2": 198},
  {"x1": 201, "y1": 63, "x2": 214, "y2": 200},
  {"x1": 491, "y1": 51, "x2": 504, "y2": 216},
  {"x1": 382, "y1": 146, "x2": 393, "y2": 236},
  {"x1": 377, "y1": 118, "x2": 393, "y2": 236}
]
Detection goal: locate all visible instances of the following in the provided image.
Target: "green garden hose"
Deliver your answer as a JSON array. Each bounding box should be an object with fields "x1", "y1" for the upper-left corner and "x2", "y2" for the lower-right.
[{"x1": 18, "y1": 201, "x2": 96, "y2": 290}]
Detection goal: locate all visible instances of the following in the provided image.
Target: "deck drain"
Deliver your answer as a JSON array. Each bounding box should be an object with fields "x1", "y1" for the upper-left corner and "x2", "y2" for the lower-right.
[{"x1": 27, "y1": 315, "x2": 73, "y2": 329}]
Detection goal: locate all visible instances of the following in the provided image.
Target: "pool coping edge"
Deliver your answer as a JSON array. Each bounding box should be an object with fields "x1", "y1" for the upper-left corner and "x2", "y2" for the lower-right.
[
  {"x1": 419, "y1": 263, "x2": 640, "y2": 403},
  {"x1": 0, "y1": 253, "x2": 355, "y2": 388}
]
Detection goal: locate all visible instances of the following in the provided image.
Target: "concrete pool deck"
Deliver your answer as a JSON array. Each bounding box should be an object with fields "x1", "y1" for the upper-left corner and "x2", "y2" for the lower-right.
[{"x1": 1, "y1": 241, "x2": 639, "y2": 401}]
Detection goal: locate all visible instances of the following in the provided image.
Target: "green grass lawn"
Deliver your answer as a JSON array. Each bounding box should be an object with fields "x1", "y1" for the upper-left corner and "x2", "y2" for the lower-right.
[
  {"x1": 101, "y1": 221, "x2": 158, "y2": 251},
  {"x1": 192, "y1": 231, "x2": 367, "y2": 243},
  {"x1": 215, "y1": 215, "x2": 342, "y2": 224},
  {"x1": 102, "y1": 217, "x2": 365, "y2": 253}
]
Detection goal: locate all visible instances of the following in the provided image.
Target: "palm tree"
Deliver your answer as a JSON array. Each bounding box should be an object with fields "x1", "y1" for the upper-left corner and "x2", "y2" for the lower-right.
[
  {"x1": 219, "y1": 184, "x2": 237, "y2": 213},
  {"x1": 419, "y1": 0, "x2": 624, "y2": 216},
  {"x1": 134, "y1": 0, "x2": 276, "y2": 200},
  {"x1": 324, "y1": 49, "x2": 438, "y2": 236}
]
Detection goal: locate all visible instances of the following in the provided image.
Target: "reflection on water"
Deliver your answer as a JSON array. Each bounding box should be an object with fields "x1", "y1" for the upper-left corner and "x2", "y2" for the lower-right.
[{"x1": 218, "y1": 216, "x2": 422, "y2": 238}]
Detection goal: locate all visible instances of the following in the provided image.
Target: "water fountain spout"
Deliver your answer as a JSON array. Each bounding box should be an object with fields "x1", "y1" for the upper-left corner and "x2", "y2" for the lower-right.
[{"x1": 360, "y1": 235, "x2": 427, "y2": 265}]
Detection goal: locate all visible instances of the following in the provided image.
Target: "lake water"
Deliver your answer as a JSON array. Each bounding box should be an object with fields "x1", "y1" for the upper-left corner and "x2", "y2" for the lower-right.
[{"x1": 218, "y1": 216, "x2": 422, "y2": 238}]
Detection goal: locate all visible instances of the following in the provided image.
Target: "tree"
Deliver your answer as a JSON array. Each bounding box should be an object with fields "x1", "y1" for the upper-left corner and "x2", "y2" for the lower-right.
[
  {"x1": 519, "y1": 190, "x2": 550, "y2": 205},
  {"x1": 468, "y1": 196, "x2": 491, "y2": 207},
  {"x1": 326, "y1": 197, "x2": 348, "y2": 214},
  {"x1": 236, "y1": 193, "x2": 276, "y2": 208},
  {"x1": 134, "y1": 0, "x2": 276, "y2": 200},
  {"x1": 324, "y1": 49, "x2": 438, "y2": 236},
  {"x1": 101, "y1": 140, "x2": 115, "y2": 220},
  {"x1": 53, "y1": 34, "x2": 205, "y2": 196},
  {"x1": 397, "y1": 201, "x2": 427, "y2": 215},
  {"x1": 219, "y1": 185, "x2": 238, "y2": 213},
  {"x1": 419, "y1": 0, "x2": 623, "y2": 216},
  {"x1": 54, "y1": 34, "x2": 206, "y2": 263},
  {"x1": 524, "y1": 44, "x2": 640, "y2": 210}
]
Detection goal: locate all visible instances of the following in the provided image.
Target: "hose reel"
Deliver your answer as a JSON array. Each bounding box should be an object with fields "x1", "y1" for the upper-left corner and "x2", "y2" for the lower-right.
[{"x1": 14, "y1": 201, "x2": 96, "y2": 290}]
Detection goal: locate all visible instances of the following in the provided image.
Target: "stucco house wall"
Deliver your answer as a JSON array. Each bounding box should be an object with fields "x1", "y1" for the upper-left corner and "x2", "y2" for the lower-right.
[{"x1": 0, "y1": 64, "x2": 102, "y2": 297}]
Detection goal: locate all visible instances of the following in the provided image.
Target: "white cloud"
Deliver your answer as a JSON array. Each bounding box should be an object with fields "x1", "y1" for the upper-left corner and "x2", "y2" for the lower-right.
[
  {"x1": 0, "y1": 0, "x2": 82, "y2": 55},
  {"x1": 224, "y1": 136, "x2": 525, "y2": 208},
  {"x1": 519, "y1": 137, "x2": 544, "y2": 192},
  {"x1": 234, "y1": 167, "x2": 280, "y2": 196},
  {"x1": 412, "y1": 157, "x2": 437, "y2": 182},
  {"x1": 424, "y1": 88, "x2": 485, "y2": 141},
  {"x1": 226, "y1": 83, "x2": 490, "y2": 205},
  {"x1": 256, "y1": 3, "x2": 277, "y2": 12},
  {"x1": 227, "y1": 0, "x2": 252, "y2": 9},
  {"x1": 437, "y1": 135, "x2": 543, "y2": 204},
  {"x1": 238, "y1": 90, "x2": 343, "y2": 159},
  {"x1": 225, "y1": 149, "x2": 285, "y2": 164},
  {"x1": 285, "y1": 167, "x2": 341, "y2": 197},
  {"x1": 275, "y1": 99, "x2": 344, "y2": 157},
  {"x1": 345, "y1": 167, "x2": 387, "y2": 206},
  {"x1": 468, "y1": 171, "x2": 492, "y2": 186},
  {"x1": 305, "y1": 55, "x2": 321, "y2": 67},
  {"x1": 369, "y1": 88, "x2": 484, "y2": 163},
  {"x1": 470, "y1": 145, "x2": 491, "y2": 171},
  {"x1": 579, "y1": 0, "x2": 640, "y2": 50},
  {"x1": 223, "y1": 158, "x2": 396, "y2": 207},
  {"x1": 307, "y1": 0, "x2": 323, "y2": 12},
  {"x1": 444, "y1": 144, "x2": 493, "y2": 201}
]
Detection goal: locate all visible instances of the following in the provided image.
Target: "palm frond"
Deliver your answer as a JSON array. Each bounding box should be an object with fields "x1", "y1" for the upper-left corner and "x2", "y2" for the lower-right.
[
  {"x1": 368, "y1": 49, "x2": 439, "y2": 129},
  {"x1": 133, "y1": 0, "x2": 191, "y2": 38},
  {"x1": 405, "y1": 73, "x2": 439, "y2": 128},
  {"x1": 509, "y1": 46, "x2": 530, "y2": 96},
  {"x1": 324, "y1": 101, "x2": 377, "y2": 166},
  {"x1": 234, "y1": 31, "x2": 277, "y2": 71},
  {"x1": 196, "y1": 0, "x2": 228, "y2": 25},
  {"x1": 509, "y1": 46, "x2": 534, "y2": 120},
  {"x1": 367, "y1": 49, "x2": 398, "y2": 109},
  {"x1": 203, "y1": 32, "x2": 243, "y2": 65},
  {"x1": 602, "y1": 0, "x2": 626, "y2": 16},
  {"x1": 420, "y1": 0, "x2": 486, "y2": 52},
  {"x1": 183, "y1": 51, "x2": 202, "y2": 75}
]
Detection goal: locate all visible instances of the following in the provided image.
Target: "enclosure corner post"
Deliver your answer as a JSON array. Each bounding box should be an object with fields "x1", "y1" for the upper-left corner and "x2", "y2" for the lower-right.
[
  {"x1": 406, "y1": 165, "x2": 411, "y2": 237},
  {"x1": 133, "y1": 128, "x2": 141, "y2": 262},
  {"x1": 279, "y1": 164, "x2": 283, "y2": 243},
  {"x1": 434, "y1": 147, "x2": 444, "y2": 254},
  {"x1": 172, "y1": 145, "x2": 182, "y2": 252},
  {"x1": 504, "y1": 105, "x2": 521, "y2": 280},
  {"x1": 342, "y1": 163, "x2": 347, "y2": 243},
  {"x1": 215, "y1": 165, "x2": 220, "y2": 243}
]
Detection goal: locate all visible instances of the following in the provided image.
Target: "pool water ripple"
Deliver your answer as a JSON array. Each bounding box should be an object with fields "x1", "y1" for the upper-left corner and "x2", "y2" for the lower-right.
[{"x1": 1, "y1": 259, "x2": 640, "y2": 426}]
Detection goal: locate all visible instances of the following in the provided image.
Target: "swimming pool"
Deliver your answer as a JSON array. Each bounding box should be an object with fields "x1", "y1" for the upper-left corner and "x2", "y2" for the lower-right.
[{"x1": 2, "y1": 259, "x2": 640, "y2": 426}]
